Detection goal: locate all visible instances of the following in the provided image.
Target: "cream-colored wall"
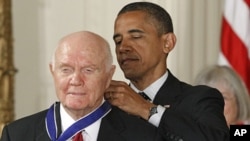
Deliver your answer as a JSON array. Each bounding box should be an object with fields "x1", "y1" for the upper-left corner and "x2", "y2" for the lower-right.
[{"x1": 12, "y1": 0, "x2": 224, "y2": 119}]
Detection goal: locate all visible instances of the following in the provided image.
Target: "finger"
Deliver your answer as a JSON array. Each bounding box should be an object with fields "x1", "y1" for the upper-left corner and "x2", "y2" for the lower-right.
[
  {"x1": 110, "y1": 80, "x2": 128, "y2": 86},
  {"x1": 104, "y1": 92, "x2": 113, "y2": 100}
]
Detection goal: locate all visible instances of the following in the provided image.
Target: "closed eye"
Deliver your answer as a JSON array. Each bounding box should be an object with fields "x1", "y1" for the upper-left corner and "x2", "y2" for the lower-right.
[
  {"x1": 129, "y1": 29, "x2": 144, "y2": 38},
  {"x1": 61, "y1": 67, "x2": 73, "y2": 74},
  {"x1": 82, "y1": 67, "x2": 98, "y2": 74},
  {"x1": 131, "y1": 32, "x2": 143, "y2": 39},
  {"x1": 114, "y1": 36, "x2": 122, "y2": 45}
]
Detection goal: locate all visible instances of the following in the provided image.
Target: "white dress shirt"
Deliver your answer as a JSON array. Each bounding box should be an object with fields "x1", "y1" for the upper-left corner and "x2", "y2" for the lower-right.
[
  {"x1": 130, "y1": 71, "x2": 168, "y2": 127},
  {"x1": 60, "y1": 102, "x2": 104, "y2": 141}
]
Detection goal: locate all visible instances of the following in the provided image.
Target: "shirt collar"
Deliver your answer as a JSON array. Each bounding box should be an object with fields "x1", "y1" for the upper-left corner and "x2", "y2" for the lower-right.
[
  {"x1": 130, "y1": 71, "x2": 168, "y2": 100},
  {"x1": 60, "y1": 102, "x2": 103, "y2": 141}
]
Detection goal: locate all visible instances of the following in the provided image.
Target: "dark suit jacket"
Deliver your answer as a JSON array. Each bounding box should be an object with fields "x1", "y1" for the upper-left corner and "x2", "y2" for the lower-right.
[
  {"x1": 0, "y1": 106, "x2": 160, "y2": 141},
  {"x1": 155, "y1": 70, "x2": 230, "y2": 141}
]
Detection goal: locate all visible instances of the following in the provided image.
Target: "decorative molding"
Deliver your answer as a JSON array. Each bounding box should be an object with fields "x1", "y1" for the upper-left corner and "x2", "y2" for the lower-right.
[{"x1": 0, "y1": 0, "x2": 17, "y2": 136}]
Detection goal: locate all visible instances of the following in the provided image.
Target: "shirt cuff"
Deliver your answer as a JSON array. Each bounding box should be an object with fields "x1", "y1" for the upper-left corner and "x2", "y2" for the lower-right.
[{"x1": 148, "y1": 105, "x2": 165, "y2": 127}]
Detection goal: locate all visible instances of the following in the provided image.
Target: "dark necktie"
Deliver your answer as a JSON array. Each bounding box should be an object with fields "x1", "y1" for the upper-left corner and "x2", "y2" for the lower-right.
[
  {"x1": 138, "y1": 92, "x2": 151, "y2": 101},
  {"x1": 73, "y1": 132, "x2": 83, "y2": 141}
]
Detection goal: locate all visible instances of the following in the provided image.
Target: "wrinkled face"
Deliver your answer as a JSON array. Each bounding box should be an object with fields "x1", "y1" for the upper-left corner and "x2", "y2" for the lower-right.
[
  {"x1": 50, "y1": 40, "x2": 114, "y2": 114},
  {"x1": 213, "y1": 83, "x2": 237, "y2": 126},
  {"x1": 113, "y1": 11, "x2": 167, "y2": 81}
]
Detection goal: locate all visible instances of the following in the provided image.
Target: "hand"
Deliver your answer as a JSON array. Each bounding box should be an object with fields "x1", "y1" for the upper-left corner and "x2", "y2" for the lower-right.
[{"x1": 104, "y1": 80, "x2": 155, "y2": 120}]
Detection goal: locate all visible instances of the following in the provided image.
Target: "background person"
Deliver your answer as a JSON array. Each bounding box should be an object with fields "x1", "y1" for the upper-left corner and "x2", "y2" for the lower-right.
[
  {"x1": 105, "y1": 2, "x2": 229, "y2": 141},
  {"x1": 194, "y1": 65, "x2": 250, "y2": 126},
  {"x1": 0, "y1": 31, "x2": 158, "y2": 141}
]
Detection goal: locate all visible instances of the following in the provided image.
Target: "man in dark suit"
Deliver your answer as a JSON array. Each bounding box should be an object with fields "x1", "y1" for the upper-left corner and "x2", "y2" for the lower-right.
[
  {"x1": 0, "y1": 31, "x2": 159, "y2": 141},
  {"x1": 105, "y1": 2, "x2": 230, "y2": 141}
]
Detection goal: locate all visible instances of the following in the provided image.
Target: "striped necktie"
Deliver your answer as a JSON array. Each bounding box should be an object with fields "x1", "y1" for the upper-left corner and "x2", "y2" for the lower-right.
[{"x1": 138, "y1": 92, "x2": 151, "y2": 101}]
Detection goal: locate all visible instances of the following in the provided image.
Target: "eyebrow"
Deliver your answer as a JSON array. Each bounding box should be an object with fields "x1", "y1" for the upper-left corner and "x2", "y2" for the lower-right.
[
  {"x1": 128, "y1": 29, "x2": 144, "y2": 34},
  {"x1": 113, "y1": 29, "x2": 145, "y2": 40}
]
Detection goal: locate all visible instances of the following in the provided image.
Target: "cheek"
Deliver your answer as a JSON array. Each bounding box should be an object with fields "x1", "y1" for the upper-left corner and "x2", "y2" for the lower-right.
[
  {"x1": 90, "y1": 80, "x2": 106, "y2": 92},
  {"x1": 224, "y1": 101, "x2": 231, "y2": 114},
  {"x1": 54, "y1": 76, "x2": 69, "y2": 95},
  {"x1": 83, "y1": 81, "x2": 106, "y2": 107},
  {"x1": 89, "y1": 78, "x2": 108, "y2": 94},
  {"x1": 224, "y1": 100, "x2": 236, "y2": 112},
  {"x1": 224, "y1": 100, "x2": 237, "y2": 120}
]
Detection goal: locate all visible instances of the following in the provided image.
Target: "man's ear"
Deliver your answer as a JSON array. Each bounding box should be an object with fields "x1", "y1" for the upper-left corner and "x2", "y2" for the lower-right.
[
  {"x1": 49, "y1": 63, "x2": 54, "y2": 75},
  {"x1": 106, "y1": 65, "x2": 116, "y2": 89},
  {"x1": 163, "y1": 33, "x2": 176, "y2": 54}
]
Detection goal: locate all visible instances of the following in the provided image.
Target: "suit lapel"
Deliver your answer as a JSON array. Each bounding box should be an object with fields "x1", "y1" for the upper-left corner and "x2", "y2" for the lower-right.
[
  {"x1": 36, "y1": 131, "x2": 50, "y2": 141},
  {"x1": 154, "y1": 70, "x2": 182, "y2": 108},
  {"x1": 35, "y1": 115, "x2": 51, "y2": 141},
  {"x1": 36, "y1": 102, "x2": 61, "y2": 141}
]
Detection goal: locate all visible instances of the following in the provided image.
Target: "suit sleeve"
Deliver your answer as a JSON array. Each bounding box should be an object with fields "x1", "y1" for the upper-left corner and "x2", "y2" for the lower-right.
[{"x1": 157, "y1": 87, "x2": 230, "y2": 141}]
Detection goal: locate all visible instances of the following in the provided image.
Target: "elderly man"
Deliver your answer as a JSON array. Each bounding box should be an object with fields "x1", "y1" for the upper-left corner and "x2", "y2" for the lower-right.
[{"x1": 0, "y1": 31, "x2": 159, "y2": 141}]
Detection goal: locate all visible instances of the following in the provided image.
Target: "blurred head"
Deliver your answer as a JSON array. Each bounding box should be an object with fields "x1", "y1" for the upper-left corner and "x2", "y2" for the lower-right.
[
  {"x1": 195, "y1": 65, "x2": 250, "y2": 126},
  {"x1": 50, "y1": 31, "x2": 115, "y2": 119},
  {"x1": 113, "y1": 2, "x2": 176, "y2": 89}
]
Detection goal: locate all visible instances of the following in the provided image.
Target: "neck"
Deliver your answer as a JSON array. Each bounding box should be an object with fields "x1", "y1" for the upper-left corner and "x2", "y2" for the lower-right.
[
  {"x1": 63, "y1": 105, "x2": 100, "y2": 121},
  {"x1": 131, "y1": 69, "x2": 167, "y2": 90}
]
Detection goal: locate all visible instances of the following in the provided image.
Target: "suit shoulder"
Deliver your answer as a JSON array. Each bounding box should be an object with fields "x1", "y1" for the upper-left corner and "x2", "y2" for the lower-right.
[
  {"x1": 178, "y1": 80, "x2": 222, "y2": 97},
  {"x1": 6, "y1": 109, "x2": 48, "y2": 129},
  {"x1": 191, "y1": 84, "x2": 222, "y2": 97}
]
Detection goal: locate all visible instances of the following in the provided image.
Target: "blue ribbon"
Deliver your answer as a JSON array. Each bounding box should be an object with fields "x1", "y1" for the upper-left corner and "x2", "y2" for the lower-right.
[{"x1": 46, "y1": 101, "x2": 111, "y2": 141}]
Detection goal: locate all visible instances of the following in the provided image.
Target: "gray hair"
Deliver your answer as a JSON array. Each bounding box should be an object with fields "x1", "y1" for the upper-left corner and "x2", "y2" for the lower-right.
[{"x1": 194, "y1": 65, "x2": 250, "y2": 122}]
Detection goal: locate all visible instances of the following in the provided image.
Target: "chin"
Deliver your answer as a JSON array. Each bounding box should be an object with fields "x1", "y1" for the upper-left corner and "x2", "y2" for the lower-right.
[
  {"x1": 124, "y1": 72, "x2": 138, "y2": 80},
  {"x1": 65, "y1": 100, "x2": 85, "y2": 108}
]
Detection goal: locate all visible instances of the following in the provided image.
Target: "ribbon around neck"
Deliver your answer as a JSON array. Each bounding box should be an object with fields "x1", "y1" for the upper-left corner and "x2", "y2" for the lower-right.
[{"x1": 45, "y1": 101, "x2": 111, "y2": 141}]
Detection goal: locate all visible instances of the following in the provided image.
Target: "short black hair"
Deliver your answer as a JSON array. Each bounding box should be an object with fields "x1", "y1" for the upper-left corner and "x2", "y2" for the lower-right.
[{"x1": 117, "y1": 2, "x2": 174, "y2": 35}]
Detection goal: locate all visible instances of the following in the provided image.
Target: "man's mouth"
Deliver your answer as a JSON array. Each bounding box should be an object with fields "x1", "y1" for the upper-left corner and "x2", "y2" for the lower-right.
[
  {"x1": 68, "y1": 92, "x2": 85, "y2": 96},
  {"x1": 121, "y1": 58, "x2": 136, "y2": 65},
  {"x1": 120, "y1": 56, "x2": 139, "y2": 65}
]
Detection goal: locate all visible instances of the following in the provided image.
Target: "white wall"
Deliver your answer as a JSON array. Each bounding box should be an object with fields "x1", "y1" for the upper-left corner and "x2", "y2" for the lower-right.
[{"x1": 12, "y1": 0, "x2": 224, "y2": 119}]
